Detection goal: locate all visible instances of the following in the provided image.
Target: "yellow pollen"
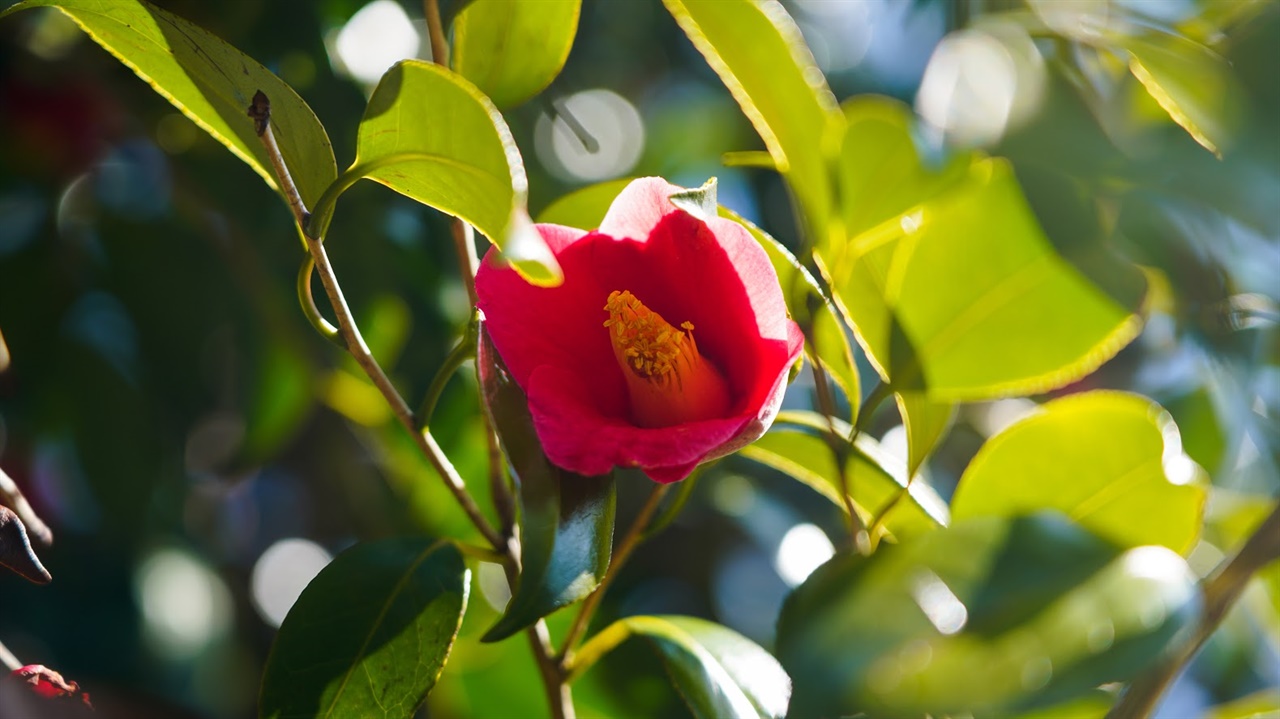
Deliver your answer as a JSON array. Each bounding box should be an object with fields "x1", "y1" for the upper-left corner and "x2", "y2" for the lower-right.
[
  {"x1": 603, "y1": 290, "x2": 701, "y2": 386},
  {"x1": 602, "y1": 290, "x2": 731, "y2": 428}
]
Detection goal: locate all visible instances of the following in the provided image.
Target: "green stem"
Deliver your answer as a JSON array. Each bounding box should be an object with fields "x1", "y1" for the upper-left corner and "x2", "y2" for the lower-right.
[
  {"x1": 557, "y1": 483, "x2": 671, "y2": 663},
  {"x1": 563, "y1": 620, "x2": 633, "y2": 683},
  {"x1": 416, "y1": 338, "x2": 474, "y2": 431},
  {"x1": 296, "y1": 257, "x2": 344, "y2": 347}
]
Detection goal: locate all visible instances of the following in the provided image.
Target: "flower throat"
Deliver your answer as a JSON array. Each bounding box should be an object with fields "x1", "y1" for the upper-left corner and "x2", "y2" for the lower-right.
[{"x1": 603, "y1": 290, "x2": 731, "y2": 428}]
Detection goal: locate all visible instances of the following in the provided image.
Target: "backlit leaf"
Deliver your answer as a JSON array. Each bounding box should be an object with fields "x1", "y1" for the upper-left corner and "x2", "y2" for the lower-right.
[
  {"x1": 329, "y1": 60, "x2": 559, "y2": 285},
  {"x1": 742, "y1": 412, "x2": 948, "y2": 539},
  {"x1": 662, "y1": 0, "x2": 842, "y2": 242},
  {"x1": 952, "y1": 391, "x2": 1206, "y2": 554},
  {"x1": 1118, "y1": 30, "x2": 1244, "y2": 157},
  {"x1": 452, "y1": 0, "x2": 580, "y2": 108}
]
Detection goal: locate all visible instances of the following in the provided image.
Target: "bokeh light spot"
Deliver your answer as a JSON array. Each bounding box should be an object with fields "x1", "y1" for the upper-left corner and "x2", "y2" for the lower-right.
[{"x1": 250, "y1": 538, "x2": 333, "y2": 628}]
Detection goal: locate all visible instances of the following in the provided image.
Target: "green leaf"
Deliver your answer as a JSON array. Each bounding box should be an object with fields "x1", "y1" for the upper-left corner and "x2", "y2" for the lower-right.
[
  {"x1": 830, "y1": 96, "x2": 973, "y2": 262},
  {"x1": 952, "y1": 391, "x2": 1207, "y2": 554},
  {"x1": 477, "y1": 325, "x2": 614, "y2": 642},
  {"x1": 260, "y1": 539, "x2": 469, "y2": 719},
  {"x1": 451, "y1": 0, "x2": 580, "y2": 108},
  {"x1": 741, "y1": 412, "x2": 948, "y2": 539},
  {"x1": 327, "y1": 60, "x2": 559, "y2": 285},
  {"x1": 661, "y1": 0, "x2": 842, "y2": 242},
  {"x1": 1116, "y1": 30, "x2": 1245, "y2": 157},
  {"x1": 576, "y1": 615, "x2": 790, "y2": 719},
  {"x1": 895, "y1": 391, "x2": 957, "y2": 479},
  {"x1": 534, "y1": 178, "x2": 633, "y2": 227},
  {"x1": 0, "y1": 0, "x2": 336, "y2": 207},
  {"x1": 827, "y1": 155, "x2": 1140, "y2": 400},
  {"x1": 778, "y1": 513, "x2": 1201, "y2": 718}
]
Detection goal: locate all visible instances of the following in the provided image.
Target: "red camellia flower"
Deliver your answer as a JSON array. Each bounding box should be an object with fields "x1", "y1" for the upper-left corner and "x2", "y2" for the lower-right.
[{"x1": 476, "y1": 177, "x2": 805, "y2": 483}]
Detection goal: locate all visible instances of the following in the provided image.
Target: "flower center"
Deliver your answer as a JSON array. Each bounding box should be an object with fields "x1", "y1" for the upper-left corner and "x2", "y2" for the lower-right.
[{"x1": 603, "y1": 290, "x2": 731, "y2": 427}]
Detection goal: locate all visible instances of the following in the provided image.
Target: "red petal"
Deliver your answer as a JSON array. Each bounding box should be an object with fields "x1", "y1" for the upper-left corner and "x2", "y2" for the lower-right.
[
  {"x1": 526, "y1": 364, "x2": 753, "y2": 480},
  {"x1": 477, "y1": 224, "x2": 628, "y2": 419}
]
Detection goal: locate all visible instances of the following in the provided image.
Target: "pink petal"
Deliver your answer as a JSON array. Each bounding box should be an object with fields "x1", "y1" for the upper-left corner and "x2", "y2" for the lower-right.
[{"x1": 598, "y1": 177, "x2": 686, "y2": 240}]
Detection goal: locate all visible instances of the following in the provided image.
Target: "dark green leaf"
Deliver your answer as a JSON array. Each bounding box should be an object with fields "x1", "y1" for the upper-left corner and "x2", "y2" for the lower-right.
[
  {"x1": 662, "y1": 0, "x2": 842, "y2": 241},
  {"x1": 331, "y1": 60, "x2": 558, "y2": 285},
  {"x1": 778, "y1": 514, "x2": 1201, "y2": 718},
  {"x1": 260, "y1": 539, "x2": 469, "y2": 719},
  {"x1": 952, "y1": 391, "x2": 1206, "y2": 554},
  {"x1": 578, "y1": 615, "x2": 790, "y2": 719},
  {"x1": 1, "y1": 0, "x2": 336, "y2": 208},
  {"x1": 452, "y1": 0, "x2": 580, "y2": 108},
  {"x1": 477, "y1": 325, "x2": 614, "y2": 642},
  {"x1": 742, "y1": 412, "x2": 948, "y2": 539}
]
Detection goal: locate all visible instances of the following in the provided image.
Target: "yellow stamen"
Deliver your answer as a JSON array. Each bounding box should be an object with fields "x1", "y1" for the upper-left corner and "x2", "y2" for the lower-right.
[{"x1": 603, "y1": 290, "x2": 731, "y2": 427}]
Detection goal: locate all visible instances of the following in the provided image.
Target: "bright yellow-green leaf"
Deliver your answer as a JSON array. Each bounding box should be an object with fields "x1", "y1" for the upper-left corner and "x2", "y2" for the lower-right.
[
  {"x1": 662, "y1": 0, "x2": 842, "y2": 243},
  {"x1": 452, "y1": 0, "x2": 580, "y2": 108},
  {"x1": 1117, "y1": 30, "x2": 1245, "y2": 157},
  {"x1": 829, "y1": 158, "x2": 1140, "y2": 399},
  {"x1": 952, "y1": 391, "x2": 1207, "y2": 554},
  {"x1": 324, "y1": 60, "x2": 559, "y2": 285},
  {"x1": 895, "y1": 391, "x2": 956, "y2": 479},
  {"x1": 825, "y1": 96, "x2": 1139, "y2": 399},
  {"x1": 0, "y1": 0, "x2": 336, "y2": 207},
  {"x1": 743, "y1": 412, "x2": 948, "y2": 539},
  {"x1": 535, "y1": 178, "x2": 633, "y2": 227}
]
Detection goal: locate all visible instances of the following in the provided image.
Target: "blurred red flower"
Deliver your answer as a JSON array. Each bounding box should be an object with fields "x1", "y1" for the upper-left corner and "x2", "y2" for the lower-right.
[{"x1": 476, "y1": 177, "x2": 804, "y2": 482}]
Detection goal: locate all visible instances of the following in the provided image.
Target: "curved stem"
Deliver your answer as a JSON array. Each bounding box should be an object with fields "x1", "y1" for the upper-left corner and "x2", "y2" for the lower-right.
[
  {"x1": 296, "y1": 257, "x2": 344, "y2": 347},
  {"x1": 1108, "y1": 500, "x2": 1280, "y2": 719},
  {"x1": 564, "y1": 620, "x2": 633, "y2": 684},
  {"x1": 416, "y1": 339, "x2": 474, "y2": 431},
  {"x1": 558, "y1": 483, "x2": 671, "y2": 663}
]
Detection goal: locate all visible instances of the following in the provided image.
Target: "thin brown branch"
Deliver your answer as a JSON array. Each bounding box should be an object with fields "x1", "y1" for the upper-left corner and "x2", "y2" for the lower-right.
[
  {"x1": 0, "y1": 467, "x2": 51, "y2": 547},
  {"x1": 529, "y1": 618, "x2": 575, "y2": 719},
  {"x1": 424, "y1": 0, "x2": 450, "y2": 67},
  {"x1": 558, "y1": 483, "x2": 671, "y2": 663},
  {"x1": 247, "y1": 91, "x2": 503, "y2": 551},
  {"x1": 808, "y1": 354, "x2": 865, "y2": 546},
  {"x1": 1108, "y1": 500, "x2": 1280, "y2": 719}
]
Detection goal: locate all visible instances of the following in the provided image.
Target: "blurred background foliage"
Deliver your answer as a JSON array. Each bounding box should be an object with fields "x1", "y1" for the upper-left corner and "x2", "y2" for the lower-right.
[{"x1": 0, "y1": 0, "x2": 1276, "y2": 717}]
